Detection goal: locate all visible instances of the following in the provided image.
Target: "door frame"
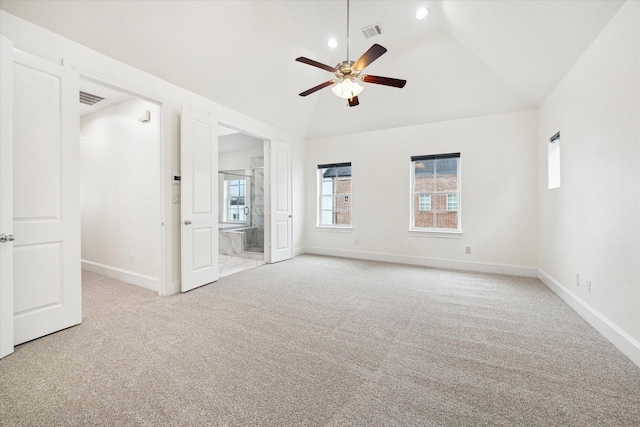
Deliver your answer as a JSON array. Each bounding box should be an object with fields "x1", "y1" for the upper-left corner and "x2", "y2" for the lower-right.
[
  {"x1": 216, "y1": 121, "x2": 275, "y2": 263},
  {"x1": 0, "y1": 35, "x2": 14, "y2": 358},
  {"x1": 63, "y1": 60, "x2": 173, "y2": 296}
]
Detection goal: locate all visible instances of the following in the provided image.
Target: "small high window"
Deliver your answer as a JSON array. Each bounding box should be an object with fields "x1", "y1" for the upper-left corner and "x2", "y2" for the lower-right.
[
  {"x1": 318, "y1": 162, "x2": 352, "y2": 227},
  {"x1": 548, "y1": 132, "x2": 560, "y2": 189}
]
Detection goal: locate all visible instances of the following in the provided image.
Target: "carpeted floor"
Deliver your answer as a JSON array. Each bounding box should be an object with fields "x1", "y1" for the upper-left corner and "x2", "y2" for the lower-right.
[{"x1": 1, "y1": 254, "x2": 639, "y2": 426}]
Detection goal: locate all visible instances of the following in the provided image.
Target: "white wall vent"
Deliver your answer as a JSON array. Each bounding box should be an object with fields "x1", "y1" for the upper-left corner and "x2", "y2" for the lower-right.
[
  {"x1": 79, "y1": 91, "x2": 105, "y2": 106},
  {"x1": 361, "y1": 24, "x2": 383, "y2": 39}
]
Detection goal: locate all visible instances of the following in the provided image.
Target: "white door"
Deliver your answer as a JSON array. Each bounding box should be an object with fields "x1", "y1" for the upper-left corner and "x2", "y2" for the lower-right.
[
  {"x1": 180, "y1": 108, "x2": 218, "y2": 292},
  {"x1": 12, "y1": 49, "x2": 82, "y2": 345},
  {"x1": 268, "y1": 140, "x2": 293, "y2": 263},
  {"x1": 0, "y1": 36, "x2": 15, "y2": 358}
]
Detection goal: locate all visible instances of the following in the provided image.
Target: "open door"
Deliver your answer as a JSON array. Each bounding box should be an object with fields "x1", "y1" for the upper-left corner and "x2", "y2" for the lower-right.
[
  {"x1": 10, "y1": 48, "x2": 81, "y2": 346},
  {"x1": 180, "y1": 108, "x2": 218, "y2": 292},
  {"x1": 268, "y1": 140, "x2": 293, "y2": 263},
  {"x1": 0, "y1": 36, "x2": 14, "y2": 358}
]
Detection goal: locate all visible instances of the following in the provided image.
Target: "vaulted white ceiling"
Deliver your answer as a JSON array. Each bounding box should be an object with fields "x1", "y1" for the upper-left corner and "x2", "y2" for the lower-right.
[{"x1": 0, "y1": 0, "x2": 625, "y2": 139}]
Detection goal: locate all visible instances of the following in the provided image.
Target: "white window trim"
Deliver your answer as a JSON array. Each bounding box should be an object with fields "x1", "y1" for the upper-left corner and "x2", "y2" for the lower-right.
[
  {"x1": 315, "y1": 225, "x2": 353, "y2": 232},
  {"x1": 408, "y1": 229, "x2": 463, "y2": 238}
]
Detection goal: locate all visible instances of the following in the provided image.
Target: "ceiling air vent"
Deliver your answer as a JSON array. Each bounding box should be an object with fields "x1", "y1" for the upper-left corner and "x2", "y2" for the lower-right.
[
  {"x1": 79, "y1": 91, "x2": 105, "y2": 106},
  {"x1": 361, "y1": 24, "x2": 383, "y2": 39}
]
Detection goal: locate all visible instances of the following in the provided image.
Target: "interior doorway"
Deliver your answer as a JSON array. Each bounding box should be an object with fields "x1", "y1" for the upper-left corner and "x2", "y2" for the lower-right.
[
  {"x1": 217, "y1": 125, "x2": 266, "y2": 277},
  {"x1": 78, "y1": 78, "x2": 162, "y2": 293}
]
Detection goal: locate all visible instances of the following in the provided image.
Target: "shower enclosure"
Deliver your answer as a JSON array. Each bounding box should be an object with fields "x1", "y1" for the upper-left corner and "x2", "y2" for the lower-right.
[{"x1": 218, "y1": 165, "x2": 264, "y2": 257}]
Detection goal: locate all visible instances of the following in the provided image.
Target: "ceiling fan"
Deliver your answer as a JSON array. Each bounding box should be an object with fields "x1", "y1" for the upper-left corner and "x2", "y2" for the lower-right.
[{"x1": 295, "y1": 0, "x2": 407, "y2": 107}]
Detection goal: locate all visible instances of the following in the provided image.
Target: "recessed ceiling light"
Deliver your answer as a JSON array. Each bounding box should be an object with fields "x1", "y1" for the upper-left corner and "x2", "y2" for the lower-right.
[
  {"x1": 328, "y1": 38, "x2": 338, "y2": 48},
  {"x1": 415, "y1": 7, "x2": 429, "y2": 20}
]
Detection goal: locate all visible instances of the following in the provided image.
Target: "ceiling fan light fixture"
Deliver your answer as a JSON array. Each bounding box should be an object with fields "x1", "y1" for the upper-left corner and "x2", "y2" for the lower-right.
[{"x1": 332, "y1": 78, "x2": 364, "y2": 99}]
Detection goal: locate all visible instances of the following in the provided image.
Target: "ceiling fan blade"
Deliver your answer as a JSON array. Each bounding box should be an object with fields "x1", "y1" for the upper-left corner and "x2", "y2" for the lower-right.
[
  {"x1": 348, "y1": 96, "x2": 360, "y2": 107},
  {"x1": 352, "y1": 44, "x2": 387, "y2": 71},
  {"x1": 299, "y1": 80, "x2": 335, "y2": 97},
  {"x1": 361, "y1": 75, "x2": 407, "y2": 88},
  {"x1": 295, "y1": 57, "x2": 337, "y2": 73}
]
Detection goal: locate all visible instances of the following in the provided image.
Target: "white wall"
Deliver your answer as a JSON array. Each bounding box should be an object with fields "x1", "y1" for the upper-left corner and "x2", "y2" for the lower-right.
[
  {"x1": 0, "y1": 11, "x2": 305, "y2": 294},
  {"x1": 80, "y1": 98, "x2": 160, "y2": 290},
  {"x1": 305, "y1": 110, "x2": 538, "y2": 275},
  {"x1": 219, "y1": 147, "x2": 264, "y2": 171},
  {"x1": 537, "y1": 1, "x2": 640, "y2": 361}
]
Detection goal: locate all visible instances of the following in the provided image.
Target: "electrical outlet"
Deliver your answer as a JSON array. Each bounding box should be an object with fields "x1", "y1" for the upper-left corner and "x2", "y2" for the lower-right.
[
  {"x1": 575, "y1": 273, "x2": 580, "y2": 286},
  {"x1": 587, "y1": 280, "x2": 591, "y2": 293},
  {"x1": 465, "y1": 246, "x2": 471, "y2": 255},
  {"x1": 130, "y1": 254, "x2": 134, "y2": 265},
  {"x1": 354, "y1": 239, "x2": 359, "y2": 245}
]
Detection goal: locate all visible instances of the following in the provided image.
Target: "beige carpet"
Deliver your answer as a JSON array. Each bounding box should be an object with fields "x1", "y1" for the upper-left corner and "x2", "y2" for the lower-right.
[{"x1": 1, "y1": 255, "x2": 639, "y2": 426}]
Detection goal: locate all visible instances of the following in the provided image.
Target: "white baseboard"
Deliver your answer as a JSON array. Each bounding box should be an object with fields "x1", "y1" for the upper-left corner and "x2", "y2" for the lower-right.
[
  {"x1": 538, "y1": 269, "x2": 640, "y2": 369},
  {"x1": 293, "y1": 247, "x2": 306, "y2": 257},
  {"x1": 303, "y1": 247, "x2": 537, "y2": 277},
  {"x1": 82, "y1": 260, "x2": 159, "y2": 292}
]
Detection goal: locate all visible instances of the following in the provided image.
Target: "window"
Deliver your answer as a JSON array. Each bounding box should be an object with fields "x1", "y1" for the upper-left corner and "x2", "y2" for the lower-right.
[
  {"x1": 447, "y1": 193, "x2": 458, "y2": 211},
  {"x1": 411, "y1": 153, "x2": 460, "y2": 232},
  {"x1": 548, "y1": 131, "x2": 560, "y2": 189},
  {"x1": 225, "y1": 179, "x2": 246, "y2": 222},
  {"x1": 318, "y1": 162, "x2": 352, "y2": 227},
  {"x1": 418, "y1": 194, "x2": 431, "y2": 211}
]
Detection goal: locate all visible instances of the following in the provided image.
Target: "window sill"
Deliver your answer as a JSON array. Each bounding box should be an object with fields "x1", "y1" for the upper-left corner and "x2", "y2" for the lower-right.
[
  {"x1": 408, "y1": 229, "x2": 462, "y2": 239},
  {"x1": 315, "y1": 226, "x2": 353, "y2": 233}
]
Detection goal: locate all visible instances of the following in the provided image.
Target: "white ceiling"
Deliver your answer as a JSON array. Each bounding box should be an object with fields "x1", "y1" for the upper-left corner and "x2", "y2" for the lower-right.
[{"x1": 0, "y1": 0, "x2": 625, "y2": 139}]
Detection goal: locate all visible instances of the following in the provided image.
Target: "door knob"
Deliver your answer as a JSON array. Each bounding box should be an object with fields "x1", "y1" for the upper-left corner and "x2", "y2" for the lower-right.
[
  {"x1": 184, "y1": 220, "x2": 192, "y2": 225},
  {"x1": 0, "y1": 233, "x2": 15, "y2": 243}
]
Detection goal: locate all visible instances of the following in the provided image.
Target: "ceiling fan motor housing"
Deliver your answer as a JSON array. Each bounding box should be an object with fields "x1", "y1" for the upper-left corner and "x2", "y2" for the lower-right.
[{"x1": 335, "y1": 61, "x2": 362, "y2": 80}]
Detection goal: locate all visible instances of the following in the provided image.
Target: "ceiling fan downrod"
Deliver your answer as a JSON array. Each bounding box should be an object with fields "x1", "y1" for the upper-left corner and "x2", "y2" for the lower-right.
[{"x1": 346, "y1": 0, "x2": 350, "y2": 63}]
